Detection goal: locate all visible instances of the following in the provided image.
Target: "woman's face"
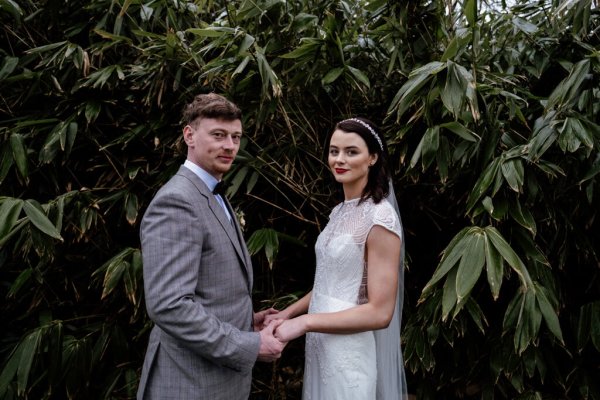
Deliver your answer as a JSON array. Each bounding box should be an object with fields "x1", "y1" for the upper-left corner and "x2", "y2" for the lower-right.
[{"x1": 328, "y1": 129, "x2": 377, "y2": 191}]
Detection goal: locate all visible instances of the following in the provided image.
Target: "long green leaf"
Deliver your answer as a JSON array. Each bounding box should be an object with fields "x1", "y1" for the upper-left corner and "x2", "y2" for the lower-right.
[
  {"x1": 484, "y1": 233, "x2": 503, "y2": 300},
  {"x1": 0, "y1": 197, "x2": 23, "y2": 240},
  {"x1": 485, "y1": 227, "x2": 532, "y2": 288},
  {"x1": 514, "y1": 289, "x2": 535, "y2": 354},
  {"x1": 455, "y1": 231, "x2": 485, "y2": 301},
  {"x1": 534, "y1": 283, "x2": 564, "y2": 343},
  {"x1": 421, "y1": 227, "x2": 471, "y2": 297},
  {"x1": 17, "y1": 329, "x2": 43, "y2": 395},
  {"x1": 23, "y1": 200, "x2": 63, "y2": 240},
  {"x1": 501, "y1": 158, "x2": 524, "y2": 192},
  {"x1": 10, "y1": 133, "x2": 28, "y2": 180},
  {"x1": 466, "y1": 158, "x2": 501, "y2": 211},
  {"x1": 440, "y1": 61, "x2": 464, "y2": 116},
  {"x1": 440, "y1": 121, "x2": 480, "y2": 142},
  {"x1": 509, "y1": 200, "x2": 536, "y2": 236},
  {"x1": 441, "y1": 266, "x2": 458, "y2": 321}
]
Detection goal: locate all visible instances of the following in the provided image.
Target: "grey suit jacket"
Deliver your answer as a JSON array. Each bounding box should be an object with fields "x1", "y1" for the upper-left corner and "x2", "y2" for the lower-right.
[{"x1": 137, "y1": 166, "x2": 260, "y2": 400}]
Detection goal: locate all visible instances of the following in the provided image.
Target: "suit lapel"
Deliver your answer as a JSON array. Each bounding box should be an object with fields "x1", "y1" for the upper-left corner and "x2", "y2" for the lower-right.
[
  {"x1": 223, "y1": 198, "x2": 253, "y2": 289},
  {"x1": 177, "y1": 167, "x2": 251, "y2": 285}
]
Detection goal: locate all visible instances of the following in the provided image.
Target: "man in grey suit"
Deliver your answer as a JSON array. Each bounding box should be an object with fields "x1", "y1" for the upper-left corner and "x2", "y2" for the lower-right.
[{"x1": 137, "y1": 93, "x2": 285, "y2": 399}]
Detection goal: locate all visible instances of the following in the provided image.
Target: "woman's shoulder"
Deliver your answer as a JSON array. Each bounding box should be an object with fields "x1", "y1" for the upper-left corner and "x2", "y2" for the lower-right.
[{"x1": 368, "y1": 199, "x2": 402, "y2": 235}]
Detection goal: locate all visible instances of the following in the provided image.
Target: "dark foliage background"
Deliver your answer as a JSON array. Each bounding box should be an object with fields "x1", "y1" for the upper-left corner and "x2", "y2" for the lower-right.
[{"x1": 1, "y1": 0, "x2": 599, "y2": 399}]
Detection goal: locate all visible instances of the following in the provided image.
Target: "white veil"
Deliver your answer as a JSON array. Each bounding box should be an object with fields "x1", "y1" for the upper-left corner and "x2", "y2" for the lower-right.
[{"x1": 375, "y1": 180, "x2": 407, "y2": 399}]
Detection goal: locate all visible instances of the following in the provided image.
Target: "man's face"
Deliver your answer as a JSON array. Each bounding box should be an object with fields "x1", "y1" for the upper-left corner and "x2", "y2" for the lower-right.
[{"x1": 184, "y1": 117, "x2": 242, "y2": 179}]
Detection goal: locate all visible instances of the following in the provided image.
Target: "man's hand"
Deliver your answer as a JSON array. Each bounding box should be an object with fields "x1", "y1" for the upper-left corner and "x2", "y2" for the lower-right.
[
  {"x1": 254, "y1": 308, "x2": 279, "y2": 331},
  {"x1": 257, "y1": 320, "x2": 286, "y2": 362}
]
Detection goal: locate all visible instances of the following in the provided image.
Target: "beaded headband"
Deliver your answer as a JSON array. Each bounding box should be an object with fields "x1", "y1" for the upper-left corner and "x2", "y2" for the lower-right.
[{"x1": 343, "y1": 118, "x2": 384, "y2": 151}]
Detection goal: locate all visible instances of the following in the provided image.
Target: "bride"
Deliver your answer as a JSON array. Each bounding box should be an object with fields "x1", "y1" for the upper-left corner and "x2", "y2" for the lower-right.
[{"x1": 267, "y1": 117, "x2": 408, "y2": 399}]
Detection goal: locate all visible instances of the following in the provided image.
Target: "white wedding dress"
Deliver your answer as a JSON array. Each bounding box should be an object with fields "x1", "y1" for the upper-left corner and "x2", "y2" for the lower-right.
[{"x1": 303, "y1": 197, "x2": 404, "y2": 400}]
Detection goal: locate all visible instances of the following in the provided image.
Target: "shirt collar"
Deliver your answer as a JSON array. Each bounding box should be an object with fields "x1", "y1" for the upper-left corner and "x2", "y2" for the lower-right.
[{"x1": 183, "y1": 160, "x2": 219, "y2": 192}]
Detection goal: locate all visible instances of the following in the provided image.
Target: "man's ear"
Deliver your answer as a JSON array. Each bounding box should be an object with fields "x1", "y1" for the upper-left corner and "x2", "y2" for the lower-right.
[{"x1": 183, "y1": 125, "x2": 194, "y2": 146}]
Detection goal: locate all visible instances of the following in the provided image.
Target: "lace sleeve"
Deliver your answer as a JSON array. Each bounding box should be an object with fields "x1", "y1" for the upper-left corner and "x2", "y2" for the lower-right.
[{"x1": 372, "y1": 200, "x2": 403, "y2": 241}]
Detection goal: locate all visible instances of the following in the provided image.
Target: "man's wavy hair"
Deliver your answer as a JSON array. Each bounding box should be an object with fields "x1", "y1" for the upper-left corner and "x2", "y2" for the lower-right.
[{"x1": 181, "y1": 93, "x2": 241, "y2": 127}]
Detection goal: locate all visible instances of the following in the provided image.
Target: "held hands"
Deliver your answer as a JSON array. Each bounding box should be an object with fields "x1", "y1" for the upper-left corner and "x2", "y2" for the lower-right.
[
  {"x1": 273, "y1": 315, "x2": 308, "y2": 343},
  {"x1": 257, "y1": 319, "x2": 286, "y2": 362},
  {"x1": 255, "y1": 307, "x2": 308, "y2": 362},
  {"x1": 253, "y1": 308, "x2": 279, "y2": 331}
]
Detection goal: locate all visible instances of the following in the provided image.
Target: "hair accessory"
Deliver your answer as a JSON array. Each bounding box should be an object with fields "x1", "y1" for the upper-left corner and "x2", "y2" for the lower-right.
[{"x1": 346, "y1": 118, "x2": 383, "y2": 151}]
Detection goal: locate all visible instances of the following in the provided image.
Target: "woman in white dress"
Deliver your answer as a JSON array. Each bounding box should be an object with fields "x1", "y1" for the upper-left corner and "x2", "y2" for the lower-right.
[{"x1": 268, "y1": 117, "x2": 408, "y2": 399}]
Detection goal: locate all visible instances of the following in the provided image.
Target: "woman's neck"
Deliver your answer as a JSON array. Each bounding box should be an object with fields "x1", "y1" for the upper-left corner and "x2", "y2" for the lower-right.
[{"x1": 342, "y1": 182, "x2": 366, "y2": 201}]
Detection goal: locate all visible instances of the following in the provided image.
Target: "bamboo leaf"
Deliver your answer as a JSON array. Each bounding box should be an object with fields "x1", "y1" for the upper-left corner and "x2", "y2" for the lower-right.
[
  {"x1": 421, "y1": 126, "x2": 440, "y2": 169},
  {"x1": 125, "y1": 193, "x2": 138, "y2": 225},
  {"x1": 576, "y1": 303, "x2": 592, "y2": 352},
  {"x1": 0, "y1": 340, "x2": 23, "y2": 394},
  {"x1": 501, "y1": 158, "x2": 524, "y2": 192},
  {"x1": 0, "y1": 144, "x2": 14, "y2": 184},
  {"x1": 0, "y1": 55, "x2": 19, "y2": 80},
  {"x1": 279, "y1": 39, "x2": 322, "y2": 59},
  {"x1": 455, "y1": 231, "x2": 485, "y2": 300},
  {"x1": 17, "y1": 329, "x2": 43, "y2": 395},
  {"x1": 466, "y1": 158, "x2": 501, "y2": 211},
  {"x1": 504, "y1": 291, "x2": 523, "y2": 331},
  {"x1": 322, "y1": 67, "x2": 344, "y2": 85},
  {"x1": 440, "y1": 121, "x2": 480, "y2": 142},
  {"x1": 441, "y1": 267, "x2": 458, "y2": 321},
  {"x1": 591, "y1": 302, "x2": 600, "y2": 352},
  {"x1": 548, "y1": 59, "x2": 590, "y2": 109},
  {"x1": 23, "y1": 200, "x2": 63, "y2": 240},
  {"x1": 465, "y1": 298, "x2": 487, "y2": 334},
  {"x1": 247, "y1": 228, "x2": 279, "y2": 269},
  {"x1": 440, "y1": 61, "x2": 465, "y2": 116},
  {"x1": 464, "y1": 0, "x2": 477, "y2": 26},
  {"x1": 387, "y1": 61, "x2": 445, "y2": 119},
  {"x1": 0, "y1": 197, "x2": 23, "y2": 240},
  {"x1": 484, "y1": 233, "x2": 503, "y2": 300},
  {"x1": 10, "y1": 133, "x2": 28, "y2": 180},
  {"x1": 421, "y1": 227, "x2": 471, "y2": 296},
  {"x1": 347, "y1": 65, "x2": 370, "y2": 88},
  {"x1": 534, "y1": 283, "x2": 564, "y2": 343},
  {"x1": 485, "y1": 226, "x2": 532, "y2": 288},
  {"x1": 515, "y1": 289, "x2": 536, "y2": 354},
  {"x1": 509, "y1": 200, "x2": 537, "y2": 236},
  {"x1": 409, "y1": 133, "x2": 426, "y2": 169},
  {"x1": 7, "y1": 268, "x2": 33, "y2": 297},
  {"x1": 571, "y1": 117, "x2": 595, "y2": 149},
  {"x1": 102, "y1": 260, "x2": 128, "y2": 300}
]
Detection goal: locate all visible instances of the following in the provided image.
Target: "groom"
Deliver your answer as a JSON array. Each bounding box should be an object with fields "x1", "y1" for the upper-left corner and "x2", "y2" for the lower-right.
[{"x1": 137, "y1": 93, "x2": 284, "y2": 399}]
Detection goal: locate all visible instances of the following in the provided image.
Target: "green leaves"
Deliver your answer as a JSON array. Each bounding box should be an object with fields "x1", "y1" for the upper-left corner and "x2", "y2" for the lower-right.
[
  {"x1": 247, "y1": 228, "x2": 279, "y2": 269},
  {"x1": 0, "y1": 197, "x2": 63, "y2": 244},
  {"x1": 422, "y1": 225, "x2": 562, "y2": 353},
  {"x1": 92, "y1": 247, "x2": 142, "y2": 304}
]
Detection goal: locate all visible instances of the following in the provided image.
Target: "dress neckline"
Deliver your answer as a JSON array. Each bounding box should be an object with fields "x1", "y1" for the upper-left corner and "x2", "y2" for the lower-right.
[{"x1": 343, "y1": 197, "x2": 361, "y2": 204}]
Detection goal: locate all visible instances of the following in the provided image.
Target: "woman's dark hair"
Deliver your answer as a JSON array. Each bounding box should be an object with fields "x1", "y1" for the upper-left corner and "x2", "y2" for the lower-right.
[{"x1": 326, "y1": 117, "x2": 390, "y2": 204}]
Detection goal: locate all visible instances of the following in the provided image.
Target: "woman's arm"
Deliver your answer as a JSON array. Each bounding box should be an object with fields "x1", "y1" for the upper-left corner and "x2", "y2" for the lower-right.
[
  {"x1": 263, "y1": 291, "x2": 313, "y2": 327},
  {"x1": 275, "y1": 225, "x2": 401, "y2": 341}
]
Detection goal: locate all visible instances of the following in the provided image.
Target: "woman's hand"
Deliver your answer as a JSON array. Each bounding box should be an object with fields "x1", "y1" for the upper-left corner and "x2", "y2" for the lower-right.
[
  {"x1": 254, "y1": 308, "x2": 279, "y2": 331},
  {"x1": 274, "y1": 315, "x2": 308, "y2": 342},
  {"x1": 263, "y1": 308, "x2": 290, "y2": 327}
]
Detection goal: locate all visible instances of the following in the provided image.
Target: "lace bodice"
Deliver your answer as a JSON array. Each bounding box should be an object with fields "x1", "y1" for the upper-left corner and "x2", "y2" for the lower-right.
[
  {"x1": 303, "y1": 197, "x2": 403, "y2": 399},
  {"x1": 312, "y1": 197, "x2": 402, "y2": 307}
]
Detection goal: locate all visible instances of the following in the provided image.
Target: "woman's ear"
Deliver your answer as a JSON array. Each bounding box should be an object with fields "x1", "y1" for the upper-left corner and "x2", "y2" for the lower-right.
[{"x1": 370, "y1": 153, "x2": 379, "y2": 166}]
